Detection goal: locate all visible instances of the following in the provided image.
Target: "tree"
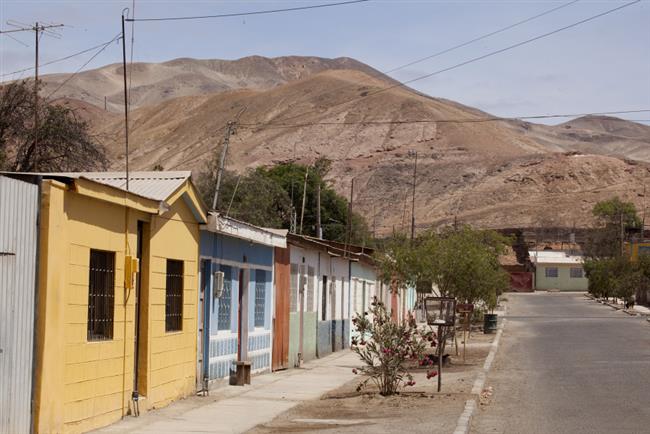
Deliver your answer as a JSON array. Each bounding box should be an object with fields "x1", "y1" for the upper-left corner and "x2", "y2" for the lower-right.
[
  {"x1": 586, "y1": 197, "x2": 640, "y2": 258},
  {"x1": 196, "y1": 156, "x2": 371, "y2": 242},
  {"x1": 0, "y1": 80, "x2": 107, "y2": 172}
]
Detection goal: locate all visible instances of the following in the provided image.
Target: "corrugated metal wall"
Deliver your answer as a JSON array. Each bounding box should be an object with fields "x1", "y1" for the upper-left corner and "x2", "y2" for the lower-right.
[{"x1": 0, "y1": 176, "x2": 39, "y2": 434}]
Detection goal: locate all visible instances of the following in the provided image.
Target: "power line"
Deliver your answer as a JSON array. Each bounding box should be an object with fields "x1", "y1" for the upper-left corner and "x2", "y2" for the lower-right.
[
  {"x1": 239, "y1": 109, "x2": 650, "y2": 129},
  {"x1": 254, "y1": 0, "x2": 641, "y2": 129},
  {"x1": 387, "y1": 0, "x2": 581, "y2": 75},
  {"x1": 127, "y1": 0, "x2": 370, "y2": 22},
  {"x1": 44, "y1": 33, "x2": 121, "y2": 101},
  {"x1": 1, "y1": 36, "x2": 121, "y2": 79}
]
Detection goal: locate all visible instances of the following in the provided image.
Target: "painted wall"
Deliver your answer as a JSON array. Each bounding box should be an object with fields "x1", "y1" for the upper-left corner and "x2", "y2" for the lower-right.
[
  {"x1": 288, "y1": 246, "x2": 319, "y2": 365},
  {"x1": 199, "y1": 231, "x2": 274, "y2": 383},
  {"x1": 34, "y1": 180, "x2": 201, "y2": 434},
  {"x1": 535, "y1": 264, "x2": 588, "y2": 291}
]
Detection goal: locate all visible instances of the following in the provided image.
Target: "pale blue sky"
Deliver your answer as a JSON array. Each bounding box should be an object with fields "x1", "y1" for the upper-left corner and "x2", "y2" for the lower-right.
[{"x1": 1, "y1": 0, "x2": 649, "y2": 124}]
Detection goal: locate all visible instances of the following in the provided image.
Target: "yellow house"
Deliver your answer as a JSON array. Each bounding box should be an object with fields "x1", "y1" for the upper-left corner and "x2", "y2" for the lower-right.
[
  {"x1": 8, "y1": 171, "x2": 207, "y2": 434},
  {"x1": 626, "y1": 241, "x2": 650, "y2": 262}
]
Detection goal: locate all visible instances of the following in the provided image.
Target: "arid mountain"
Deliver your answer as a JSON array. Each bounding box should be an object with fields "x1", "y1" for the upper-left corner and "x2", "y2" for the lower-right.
[
  {"x1": 40, "y1": 55, "x2": 388, "y2": 111},
  {"x1": 41, "y1": 57, "x2": 650, "y2": 235}
]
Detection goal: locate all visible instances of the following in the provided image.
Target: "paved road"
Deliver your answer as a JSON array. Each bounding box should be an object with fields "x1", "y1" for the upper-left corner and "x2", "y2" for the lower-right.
[{"x1": 472, "y1": 292, "x2": 650, "y2": 434}]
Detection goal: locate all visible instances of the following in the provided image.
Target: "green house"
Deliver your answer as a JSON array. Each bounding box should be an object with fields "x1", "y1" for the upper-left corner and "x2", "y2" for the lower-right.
[{"x1": 531, "y1": 250, "x2": 588, "y2": 291}]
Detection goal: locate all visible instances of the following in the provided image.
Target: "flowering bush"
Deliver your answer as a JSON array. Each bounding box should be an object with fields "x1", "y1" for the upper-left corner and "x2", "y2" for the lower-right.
[{"x1": 351, "y1": 297, "x2": 437, "y2": 396}]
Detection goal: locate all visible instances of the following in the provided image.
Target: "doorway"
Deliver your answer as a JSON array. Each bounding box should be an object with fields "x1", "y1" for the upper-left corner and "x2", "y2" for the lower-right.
[
  {"x1": 133, "y1": 221, "x2": 150, "y2": 402},
  {"x1": 237, "y1": 267, "x2": 249, "y2": 362}
]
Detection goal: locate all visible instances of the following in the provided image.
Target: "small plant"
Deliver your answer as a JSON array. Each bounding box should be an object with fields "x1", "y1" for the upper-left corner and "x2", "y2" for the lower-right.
[{"x1": 351, "y1": 297, "x2": 437, "y2": 396}]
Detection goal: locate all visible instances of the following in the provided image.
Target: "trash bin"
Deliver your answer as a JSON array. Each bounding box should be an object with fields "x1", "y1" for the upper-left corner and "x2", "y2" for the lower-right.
[{"x1": 483, "y1": 313, "x2": 498, "y2": 334}]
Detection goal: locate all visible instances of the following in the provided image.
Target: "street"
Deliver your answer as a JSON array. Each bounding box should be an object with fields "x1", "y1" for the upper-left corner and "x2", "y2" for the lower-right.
[{"x1": 472, "y1": 292, "x2": 650, "y2": 434}]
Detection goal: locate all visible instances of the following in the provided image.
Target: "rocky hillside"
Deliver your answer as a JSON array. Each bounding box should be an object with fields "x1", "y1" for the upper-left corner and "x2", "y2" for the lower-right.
[
  {"x1": 36, "y1": 57, "x2": 650, "y2": 235},
  {"x1": 40, "y1": 55, "x2": 388, "y2": 111}
]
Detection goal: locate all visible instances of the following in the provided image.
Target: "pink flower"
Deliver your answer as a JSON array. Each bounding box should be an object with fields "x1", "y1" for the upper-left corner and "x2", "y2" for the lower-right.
[
  {"x1": 352, "y1": 368, "x2": 358, "y2": 374},
  {"x1": 426, "y1": 371, "x2": 438, "y2": 379}
]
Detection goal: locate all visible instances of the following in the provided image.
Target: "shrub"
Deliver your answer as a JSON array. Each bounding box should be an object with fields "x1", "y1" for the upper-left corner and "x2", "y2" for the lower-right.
[{"x1": 351, "y1": 297, "x2": 436, "y2": 396}]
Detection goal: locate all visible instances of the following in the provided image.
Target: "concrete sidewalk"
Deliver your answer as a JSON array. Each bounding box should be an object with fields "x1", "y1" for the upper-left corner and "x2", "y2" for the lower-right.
[{"x1": 95, "y1": 351, "x2": 359, "y2": 434}]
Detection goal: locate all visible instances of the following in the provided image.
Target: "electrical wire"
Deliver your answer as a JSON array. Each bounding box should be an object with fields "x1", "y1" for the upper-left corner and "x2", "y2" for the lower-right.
[
  {"x1": 238, "y1": 109, "x2": 650, "y2": 129},
  {"x1": 127, "y1": 0, "x2": 370, "y2": 22},
  {"x1": 256, "y1": 0, "x2": 641, "y2": 128},
  {"x1": 44, "y1": 33, "x2": 121, "y2": 101},
  {"x1": 1, "y1": 35, "x2": 121, "y2": 79}
]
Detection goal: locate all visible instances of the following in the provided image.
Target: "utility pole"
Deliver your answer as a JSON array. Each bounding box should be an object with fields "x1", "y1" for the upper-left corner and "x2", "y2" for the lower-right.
[
  {"x1": 1, "y1": 22, "x2": 64, "y2": 170},
  {"x1": 212, "y1": 121, "x2": 235, "y2": 210},
  {"x1": 121, "y1": 12, "x2": 130, "y2": 191},
  {"x1": 410, "y1": 150, "x2": 418, "y2": 240},
  {"x1": 643, "y1": 181, "x2": 647, "y2": 240},
  {"x1": 316, "y1": 181, "x2": 322, "y2": 239},
  {"x1": 345, "y1": 178, "x2": 355, "y2": 258},
  {"x1": 299, "y1": 167, "x2": 309, "y2": 235},
  {"x1": 620, "y1": 212, "x2": 625, "y2": 256}
]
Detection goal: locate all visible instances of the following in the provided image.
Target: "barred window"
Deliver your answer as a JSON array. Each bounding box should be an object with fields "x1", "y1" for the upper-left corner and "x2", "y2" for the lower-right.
[
  {"x1": 217, "y1": 265, "x2": 232, "y2": 330},
  {"x1": 545, "y1": 267, "x2": 559, "y2": 278},
  {"x1": 165, "y1": 259, "x2": 184, "y2": 332},
  {"x1": 570, "y1": 267, "x2": 583, "y2": 278},
  {"x1": 321, "y1": 276, "x2": 328, "y2": 321},
  {"x1": 87, "y1": 250, "x2": 115, "y2": 341},
  {"x1": 290, "y1": 264, "x2": 299, "y2": 312},
  {"x1": 254, "y1": 270, "x2": 266, "y2": 327}
]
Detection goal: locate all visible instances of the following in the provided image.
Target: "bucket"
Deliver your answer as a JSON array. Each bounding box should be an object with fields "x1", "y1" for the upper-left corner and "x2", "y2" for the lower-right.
[{"x1": 483, "y1": 313, "x2": 498, "y2": 334}]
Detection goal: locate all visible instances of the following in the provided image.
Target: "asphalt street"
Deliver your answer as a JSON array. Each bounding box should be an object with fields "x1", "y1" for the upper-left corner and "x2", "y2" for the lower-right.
[{"x1": 471, "y1": 292, "x2": 650, "y2": 434}]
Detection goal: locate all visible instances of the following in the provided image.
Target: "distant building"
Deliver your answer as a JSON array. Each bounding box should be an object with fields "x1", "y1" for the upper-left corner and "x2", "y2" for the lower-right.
[{"x1": 531, "y1": 250, "x2": 588, "y2": 291}]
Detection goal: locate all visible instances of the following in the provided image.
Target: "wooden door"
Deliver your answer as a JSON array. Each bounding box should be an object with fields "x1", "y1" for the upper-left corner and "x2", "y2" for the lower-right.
[{"x1": 272, "y1": 247, "x2": 290, "y2": 370}]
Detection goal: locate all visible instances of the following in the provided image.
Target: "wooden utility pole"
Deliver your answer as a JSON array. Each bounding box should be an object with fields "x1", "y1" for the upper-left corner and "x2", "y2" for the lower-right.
[
  {"x1": 410, "y1": 150, "x2": 418, "y2": 240},
  {"x1": 1, "y1": 22, "x2": 64, "y2": 170},
  {"x1": 345, "y1": 178, "x2": 355, "y2": 257},
  {"x1": 316, "y1": 182, "x2": 322, "y2": 239},
  {"x1": 121, "y1": 13, "x2": 130, "y2": 191},
  {"x1": 299, "y1": 168, "x2": 309, "y2": 234},
  {"x1": 212, "y1": 121, "x2": 235, "y2": 210}
]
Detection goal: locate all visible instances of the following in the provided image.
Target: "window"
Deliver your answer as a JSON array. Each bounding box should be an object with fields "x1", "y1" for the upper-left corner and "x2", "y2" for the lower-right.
[
  {"x1": 254, "y1": 270, "x2": 266, "y2": 327},
  {"x1": 87, "y1": 250, "x2": 115, "y2": 341},
  {"x1": 321, "y1": 276, "x2": 328, "y2": 321},
  {"x1": 165, "y1": 259, "x2": 184, "y2": 332},
  {"x1": 545, "y1": 267, "x2": 559, "y2": 278},
  {"x1": 217, "y1": 265, "x2": 232, "y2": 330},
  {"x1": 290, "y1": 264, "x2": 299, "y2": 312},
  {"x1": 570, "y1": 267, "x2": 584, "y2": 278}
]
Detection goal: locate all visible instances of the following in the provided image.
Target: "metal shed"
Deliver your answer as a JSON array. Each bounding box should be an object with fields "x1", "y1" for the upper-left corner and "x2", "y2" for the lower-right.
[{"x1": 0, "y1": 175, "x2": 39, "y2": 434}]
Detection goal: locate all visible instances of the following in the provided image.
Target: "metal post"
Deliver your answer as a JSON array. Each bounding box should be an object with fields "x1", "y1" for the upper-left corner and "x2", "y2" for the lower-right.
[
  {"x1": 316, "y1": 181, "x2": 322, "y2": 239},
  {"x1": 33, "y1": 22, "x2": 39, "y2": 169},
  {"x1": 437, "y1": 325, "x2": 443, "y2": 392},
  {"x1": 121, "y1": 13, "x2": 130, "y2": 191},
  {"x1": 299, "y1": 167, "x2": 308, "y2": 234}
]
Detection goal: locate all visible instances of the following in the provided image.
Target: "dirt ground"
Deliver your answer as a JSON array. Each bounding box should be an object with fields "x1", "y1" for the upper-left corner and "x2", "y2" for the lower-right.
[{"x1": 248, "y1": 331, "x2": 495, "y2": 434}]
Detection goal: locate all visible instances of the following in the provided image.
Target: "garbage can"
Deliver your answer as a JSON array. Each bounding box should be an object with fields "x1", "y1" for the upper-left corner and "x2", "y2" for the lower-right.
[{"x1": 483, "y1": 313, "x2": 498, "y2": 334}]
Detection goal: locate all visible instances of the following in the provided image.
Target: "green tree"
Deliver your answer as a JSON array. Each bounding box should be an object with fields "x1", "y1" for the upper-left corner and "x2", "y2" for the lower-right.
[
  {"x1": 586, "y1": 197, "x2": 640, "y2": 258},
  {"x1": 1, "y1": 80, "x2": 107, "y2": 171}
]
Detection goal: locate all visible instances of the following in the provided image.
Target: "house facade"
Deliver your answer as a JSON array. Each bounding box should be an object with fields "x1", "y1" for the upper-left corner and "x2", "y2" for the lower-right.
[
  {"x1": 198, "y1": 214, "x2": 286, "y2": 387},
  {"x1": 5, "y1": 172, "x2": 207, "y2": 434},
  {"x1": 532, "y1": 250, "x2": 589, "y2": 291}
]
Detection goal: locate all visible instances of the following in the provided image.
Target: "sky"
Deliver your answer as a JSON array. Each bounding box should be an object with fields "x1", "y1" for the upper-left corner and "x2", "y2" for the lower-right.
[{"x1": 1, "y1": 0, "x2": 649, "y2": 125}]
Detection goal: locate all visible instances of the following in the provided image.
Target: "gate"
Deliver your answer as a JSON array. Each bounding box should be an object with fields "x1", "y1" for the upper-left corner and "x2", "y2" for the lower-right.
[
  {"x1": 0, "y1": 176, "x2": 39, "y2": 434},
  {"x1": 272, "y1": 247, "x2": 290, "y2": 370}
]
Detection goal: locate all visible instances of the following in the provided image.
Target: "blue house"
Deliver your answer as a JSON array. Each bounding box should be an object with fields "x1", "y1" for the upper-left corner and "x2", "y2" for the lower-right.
[{"x1": 198, "y1": 213, "x2": 286, "y2": 389}]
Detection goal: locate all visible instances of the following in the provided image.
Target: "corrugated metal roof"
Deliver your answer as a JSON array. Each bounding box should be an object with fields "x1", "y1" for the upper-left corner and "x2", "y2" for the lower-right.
[
  {"x1": 3, "y1": 171, "x2": 191, "y2": 202},
  {"x1": 71, "y1": 171, "x2": 190, "y2": 201}
]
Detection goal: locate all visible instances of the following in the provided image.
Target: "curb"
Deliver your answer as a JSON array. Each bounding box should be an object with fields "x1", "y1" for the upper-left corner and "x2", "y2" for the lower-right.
[{"x1": 452, "y1": 317, "x2": 507, "y2": 434}]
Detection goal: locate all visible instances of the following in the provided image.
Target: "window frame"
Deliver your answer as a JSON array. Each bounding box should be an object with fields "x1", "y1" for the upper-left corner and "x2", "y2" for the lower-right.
[
  {"x1": 570, "y1": 267, "x2": 584, "y2": 278},
  {"x1": 165, "y1": 259, "x2": 184, "y2": 333},
  {"x1": 87, "y1": 249, "x2": 116, "y2": 342},
  {"x1": 545, "y1": 267, "x2": 559, "y2": 278}
]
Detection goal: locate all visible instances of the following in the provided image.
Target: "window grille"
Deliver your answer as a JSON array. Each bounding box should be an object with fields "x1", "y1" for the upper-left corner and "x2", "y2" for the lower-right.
[
  {"x1": 545, "y1": 267, "x2": 559, "y2": 278},
  {"x1": 165, "y1": 259, "x2": 184, "y2": 332},
  {"x1": 290, "y1": 264, "x2": 299, "y2": 312},
  {"x1": 570, "y1": 267, "x2": 583, "y2": 278},
  {"x1": 254, "y1": 270, "x2": 266, "y2": 327},
  {"x1": 217, "y1": 265, "x2": 232, "y2": 330},
  {"x1": 307, "y1": 266, "x2": 315, "y2": 312},
  {"x1": 87, "y1": 249, "x2": 115, "y2": 341}
]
